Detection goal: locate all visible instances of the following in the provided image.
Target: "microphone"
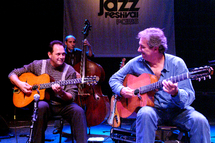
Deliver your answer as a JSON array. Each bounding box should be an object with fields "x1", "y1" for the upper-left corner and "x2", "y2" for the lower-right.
[{"x1": 34, "y1": 94, "x2": 40, "y2": 102}]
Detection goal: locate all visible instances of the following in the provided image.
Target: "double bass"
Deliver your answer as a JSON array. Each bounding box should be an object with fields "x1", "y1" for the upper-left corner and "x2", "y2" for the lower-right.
[{"x1": 74, "y1": 19, "x2": 110, "y2": 127}]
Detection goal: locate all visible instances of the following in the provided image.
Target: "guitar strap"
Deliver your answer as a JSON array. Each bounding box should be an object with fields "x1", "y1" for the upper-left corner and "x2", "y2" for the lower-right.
[
  {"x1": 41, "y1": 60, "x2": 47, "y2": 75},
  {"x1": 61, "y1": 64, "x2": 70, "y2": 89},
  {"x1": 41, "y1": 59, "x2": 70, "y2": 89}
]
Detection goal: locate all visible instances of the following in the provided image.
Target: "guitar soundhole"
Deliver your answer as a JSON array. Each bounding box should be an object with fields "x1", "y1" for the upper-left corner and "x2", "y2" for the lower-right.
[{"x1": 32, "y1": 85, "x2": 39, "y2": 90}]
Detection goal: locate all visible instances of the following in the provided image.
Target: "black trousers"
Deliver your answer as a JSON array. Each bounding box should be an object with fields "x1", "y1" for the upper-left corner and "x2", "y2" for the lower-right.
[{"x1": 33, "y1": 101, "x2": 87, "y2": 143}]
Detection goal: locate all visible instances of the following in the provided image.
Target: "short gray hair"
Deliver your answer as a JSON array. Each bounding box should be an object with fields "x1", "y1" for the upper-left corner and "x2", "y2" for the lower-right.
[{"x1": 137, "y1": 27, "x2": 168, "y2": 53}]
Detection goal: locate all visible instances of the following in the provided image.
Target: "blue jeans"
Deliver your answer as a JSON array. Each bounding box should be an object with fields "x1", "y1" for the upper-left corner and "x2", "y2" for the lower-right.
[{"x1": 136, "y1": 106, "x2": 211, "y2": 143}]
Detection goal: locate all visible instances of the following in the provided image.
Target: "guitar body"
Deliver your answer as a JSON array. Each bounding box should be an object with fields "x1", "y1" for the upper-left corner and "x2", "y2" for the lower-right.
[
  {"x1": 107, "y1": 95, "x2": 121, "y2": 127},
  {"x1": 12, "y1": 72, "x2": 98, "y2": 108},
  {"x1": 117, "y1": 73, "x2": 157, "y2": 118},
  {"x1": 13, "y1": 73, "x2": 50, "y2": 108}
]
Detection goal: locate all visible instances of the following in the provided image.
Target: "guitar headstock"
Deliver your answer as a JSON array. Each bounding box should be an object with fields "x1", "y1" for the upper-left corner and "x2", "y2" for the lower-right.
[
  {"x1": 119, "y1": 58, "x2": 126, "y2": 69},
  {"x1": 190, "y1": 66, "x2": 214, "y2": 81},
  {"x1": 84, "y1": 75, "x2": 99, "y2": 85}
]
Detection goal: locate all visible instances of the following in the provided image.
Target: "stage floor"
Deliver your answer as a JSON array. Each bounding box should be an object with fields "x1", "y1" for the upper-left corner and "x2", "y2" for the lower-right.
[{"x1": 0, "y1": 119, "x2": 215, "y2": 143}]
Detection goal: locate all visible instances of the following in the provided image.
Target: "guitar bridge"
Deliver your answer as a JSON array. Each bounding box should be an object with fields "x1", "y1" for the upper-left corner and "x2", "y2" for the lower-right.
[{"x1": 13, "y1": 88, "x2": 20, "y2": 94}]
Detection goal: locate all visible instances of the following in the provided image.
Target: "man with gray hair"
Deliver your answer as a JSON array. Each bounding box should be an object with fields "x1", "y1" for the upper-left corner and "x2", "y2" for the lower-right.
[{"x1": 109, "y1": 27, "x2": 210, "y2": 143}]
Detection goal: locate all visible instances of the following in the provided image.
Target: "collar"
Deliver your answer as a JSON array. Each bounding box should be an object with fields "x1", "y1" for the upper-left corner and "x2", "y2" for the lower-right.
[
  {"x1": 47, "y1": 59, "x2": 65, "y2": 71},
  {"x1": 65, "y1": 48, "x2": 73, "y2": 54},
  {"x1": 138, "y1": 53, "x2": 170, "y2": 73},
  {"x1": 162, "y1": 53, "x2": 170, "y2": 72}
]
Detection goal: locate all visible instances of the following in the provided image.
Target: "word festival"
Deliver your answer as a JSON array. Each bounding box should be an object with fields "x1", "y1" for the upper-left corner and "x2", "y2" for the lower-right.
[{"x1": 98, "y1": 0, "x2": 140, "y2": 25}]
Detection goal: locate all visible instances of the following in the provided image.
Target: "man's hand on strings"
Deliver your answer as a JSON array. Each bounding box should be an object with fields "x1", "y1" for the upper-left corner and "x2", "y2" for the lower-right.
[
  {"x1": 52, "y1": 83, "x2": 73, "y2": 100},
  {"x1": 52, "y1": 83, "x2": 63, "y2": 95},
  {"x1": 76, "y1": 71, "x2": 81, "y2": 78},
  {"x1": 83, "y1": 39, "x2": 91, "y2": 47},
  {"x1": 162, "y1": 80, "x2": 178, "y2": 96},
  {"x1": 18, "y1": 81, "x2": 32, "y2": 95}
]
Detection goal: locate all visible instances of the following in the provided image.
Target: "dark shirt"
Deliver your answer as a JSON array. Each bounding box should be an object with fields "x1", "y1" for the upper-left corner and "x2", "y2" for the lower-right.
[{"x1": 65, "y1": 47, "x2": 94, "y2": 67}]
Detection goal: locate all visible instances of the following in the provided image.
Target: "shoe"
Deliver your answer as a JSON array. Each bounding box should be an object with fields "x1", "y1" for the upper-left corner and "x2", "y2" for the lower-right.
[{"x1": 53, "y1": 128, "x2": 61, "y2": 134}]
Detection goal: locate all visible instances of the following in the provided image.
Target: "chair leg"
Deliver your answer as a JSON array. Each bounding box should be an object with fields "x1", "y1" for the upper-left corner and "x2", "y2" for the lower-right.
[{"x1": 71, "y1": 130, "x2": 74, "y2": 143}]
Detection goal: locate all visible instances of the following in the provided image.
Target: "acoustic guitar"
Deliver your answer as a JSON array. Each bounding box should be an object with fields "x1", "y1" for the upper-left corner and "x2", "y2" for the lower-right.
[
  {"x1": 117, "y1": 66, "x2": 213, "y2": 118},
  {"x1": 13, "y1": 72, "x2": 99, "y2": 108},
  {"x1": 107, "y1": 58, "x2": 126, "y2": 127}
]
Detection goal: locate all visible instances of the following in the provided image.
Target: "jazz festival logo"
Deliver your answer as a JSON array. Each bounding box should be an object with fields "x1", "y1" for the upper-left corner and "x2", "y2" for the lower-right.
[{"x1": 98, "y1": 0, "x2": 140, "y2": 25}]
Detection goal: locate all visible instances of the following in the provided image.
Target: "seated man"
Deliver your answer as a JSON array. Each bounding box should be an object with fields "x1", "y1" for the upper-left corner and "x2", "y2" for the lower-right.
[
  {"x1": 109, "y1": 28, "x2": 211, "y2": 143},
  {"x1": 8, "y1": 40, "x2": 87, "y2": 143}
]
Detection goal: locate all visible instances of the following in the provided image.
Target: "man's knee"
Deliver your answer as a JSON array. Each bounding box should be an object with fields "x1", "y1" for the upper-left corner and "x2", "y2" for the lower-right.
[
  {"x1": 137, "y1": 106, "x2": 157, "y2": 120},
  {"x1": 190, "y1": 111, "x2": 209, "y2": 127},
  {"x1": 67, "y1": 103, "x2": 85, "y2": 117},
  {"x1": 38, "y1": 101, "x2": 49, "y2": 114},
  {"x1": 74, "y1": 105, "x2": 85, "y2": 115}
]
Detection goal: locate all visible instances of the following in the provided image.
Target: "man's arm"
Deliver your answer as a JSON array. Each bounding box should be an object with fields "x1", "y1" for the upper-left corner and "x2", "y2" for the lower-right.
[
  {"x1": 109, "y1": 59, "x2": 134, "y2": 97},
  {"x1": 8, "y1": 61, "x2": 38, "y2": 94},
  {"x1": 51, "y1": 83, "x2": 73, "y2": 101},
  {"x1": 83, "y1": 39, "x2": 94, "y2": 57},
  {"x1": 168, "y1": 58, "x2": 195, "y2": 109}
]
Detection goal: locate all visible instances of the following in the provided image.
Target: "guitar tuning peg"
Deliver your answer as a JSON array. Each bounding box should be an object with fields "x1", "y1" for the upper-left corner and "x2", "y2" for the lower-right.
[
  {"x1": 209, "y1": 75, "x2": 211, "y2": 79},
  {"x1": 203, "y1": 77, "x2": 206, "y2": 80},
  {"x1": 198, "y1": 78, "x2": 201, "y2": 82}
]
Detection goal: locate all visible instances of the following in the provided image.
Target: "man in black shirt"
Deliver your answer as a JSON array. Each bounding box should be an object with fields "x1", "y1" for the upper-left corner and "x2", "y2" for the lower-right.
[{"x1": 64, "y1": 35, "x2": 94, "y2": 67}]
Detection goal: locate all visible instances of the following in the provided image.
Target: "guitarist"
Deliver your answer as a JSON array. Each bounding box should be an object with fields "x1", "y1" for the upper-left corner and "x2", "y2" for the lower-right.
[
  {"x1": 51, "y1": 35, "x2": 94, "y2": 134},
  {"x1": 109, "y1": 28, "x2": 210, "y2": 143},
  {"x1": 8, "y1": 40, "x2": 87, "y2": 143}
]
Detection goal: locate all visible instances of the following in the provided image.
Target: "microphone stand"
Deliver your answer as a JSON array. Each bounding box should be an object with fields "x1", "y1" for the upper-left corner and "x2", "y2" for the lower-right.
[{"x1": 27, "y1": 94, "x2": 40, "y2": 143}]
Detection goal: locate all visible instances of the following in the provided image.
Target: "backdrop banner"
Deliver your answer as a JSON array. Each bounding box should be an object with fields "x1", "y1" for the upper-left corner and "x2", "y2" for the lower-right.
[{"x1": 64, "y1": 0, "x2": 175, "y2": 57}]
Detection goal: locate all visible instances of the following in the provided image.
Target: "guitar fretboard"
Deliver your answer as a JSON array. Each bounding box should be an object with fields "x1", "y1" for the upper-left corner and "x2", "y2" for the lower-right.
[
  {"x1": 139, "y1": 72, "x2": 190, "y2": 94},
  {"x1": 39, "y1": 78, "x2": 83, "y2": 89}
]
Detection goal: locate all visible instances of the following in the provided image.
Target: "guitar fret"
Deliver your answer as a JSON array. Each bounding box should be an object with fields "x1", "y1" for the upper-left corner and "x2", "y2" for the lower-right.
[
  {"x1": 139, "y1": 72, "x2": 190, "y2": 94},
  {"x1": 39, "y1": 78, "x2": 93, "y2": 90}
]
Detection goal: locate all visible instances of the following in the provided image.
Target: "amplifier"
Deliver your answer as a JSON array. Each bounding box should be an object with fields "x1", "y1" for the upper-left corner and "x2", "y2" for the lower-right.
[{"x1": 110, "y1": 127, "x2": 136, "y2": 143}]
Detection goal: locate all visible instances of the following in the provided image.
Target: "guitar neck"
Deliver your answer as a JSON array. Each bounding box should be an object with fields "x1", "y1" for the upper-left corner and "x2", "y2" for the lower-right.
[
  {"x1": 139, "y1": 72, "x2": 189, "y2": 94},
  {"x1": 40, "y1": 78, "x2": 83, "y2": 89}
]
